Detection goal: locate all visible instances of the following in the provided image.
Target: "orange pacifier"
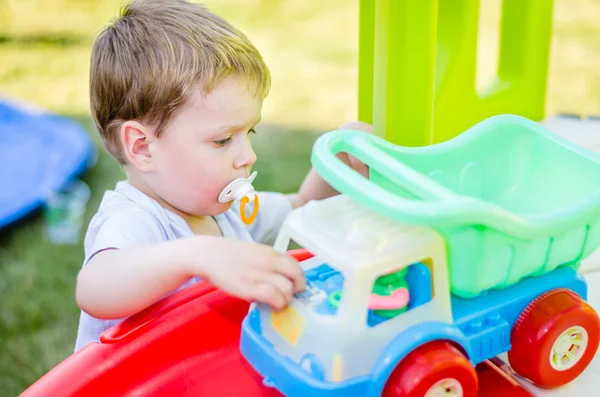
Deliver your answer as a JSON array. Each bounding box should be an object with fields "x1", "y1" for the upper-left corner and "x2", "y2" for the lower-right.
[{"x1": 218, "y1": 171, "x2": 259, "y2": 225}]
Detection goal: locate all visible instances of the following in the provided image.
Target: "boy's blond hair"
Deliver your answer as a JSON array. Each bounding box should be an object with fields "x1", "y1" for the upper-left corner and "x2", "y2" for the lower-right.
[{"x1": 90, "y1": 0, "x2": 271, "y2": 164}]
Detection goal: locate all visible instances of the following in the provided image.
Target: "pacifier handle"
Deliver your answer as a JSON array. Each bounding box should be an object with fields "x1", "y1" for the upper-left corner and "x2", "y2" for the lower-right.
[{"x1": 240, "y1": 194, "x2": 259, "y2": 225}]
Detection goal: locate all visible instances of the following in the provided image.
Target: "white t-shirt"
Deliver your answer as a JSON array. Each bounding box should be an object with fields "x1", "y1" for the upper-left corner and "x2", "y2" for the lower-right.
[{"x1": 74, "y1": 180, "x2": 292, "y2": 352}]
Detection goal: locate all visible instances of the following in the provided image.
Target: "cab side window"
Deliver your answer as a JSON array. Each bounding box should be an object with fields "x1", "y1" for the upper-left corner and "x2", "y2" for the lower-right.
[{"x1": 367, "y1": 262, "x2": 433, "y2": 327}]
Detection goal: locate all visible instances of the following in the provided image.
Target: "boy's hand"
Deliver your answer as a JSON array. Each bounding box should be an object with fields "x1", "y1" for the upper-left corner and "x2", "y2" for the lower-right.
[
  {"x1": 337, "y1": 120, "x2": 371, "y2": 179},
  {"x1": 187, "y1": 237, "x2": 306, "y2": 310},
  {"x1": 292, "y1": 120, "x2": 373, "y2": 208}
]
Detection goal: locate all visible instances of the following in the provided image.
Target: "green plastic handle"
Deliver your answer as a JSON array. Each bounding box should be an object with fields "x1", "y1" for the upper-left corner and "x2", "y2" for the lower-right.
[
  {"x1": 321, "y1": 130, "x2": 458, "y2": 201},
  {"x1": 311, "y1": 129, "x2": 569, "y2": 239}
]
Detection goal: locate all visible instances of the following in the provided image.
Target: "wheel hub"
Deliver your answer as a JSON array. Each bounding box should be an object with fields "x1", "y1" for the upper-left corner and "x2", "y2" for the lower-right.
[
  {"x1": 550, "y1": 325, "x2": 588, "y2": 371},
  {"x1": 425, "y1": 378, "x2": 463, "y2": 397}
]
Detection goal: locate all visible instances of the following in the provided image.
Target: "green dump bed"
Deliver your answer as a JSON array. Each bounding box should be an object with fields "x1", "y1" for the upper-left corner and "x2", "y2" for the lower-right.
[{"x1": 312, "y1": 115, "x2": 600, "y2": 298}]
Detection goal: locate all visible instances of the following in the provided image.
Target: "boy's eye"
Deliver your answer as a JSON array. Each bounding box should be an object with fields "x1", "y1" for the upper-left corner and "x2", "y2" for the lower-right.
[
  {"x1": 214, "y1": 137, "x2": 232, "y2": 147},
  {"x1": 214, "y1": 129, "x2": 256, "y2": 147}
]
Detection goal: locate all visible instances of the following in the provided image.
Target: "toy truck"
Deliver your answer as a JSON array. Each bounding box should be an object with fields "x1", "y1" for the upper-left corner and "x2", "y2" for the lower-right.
[{"x1": 240, "y1": 115, "x2": 600, "y2": 397}]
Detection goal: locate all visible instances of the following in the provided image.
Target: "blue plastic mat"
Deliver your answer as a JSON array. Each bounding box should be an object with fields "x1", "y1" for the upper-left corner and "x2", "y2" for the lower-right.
[{"x1": 0, "y1": 100, "x2": 95, "y2": 229}]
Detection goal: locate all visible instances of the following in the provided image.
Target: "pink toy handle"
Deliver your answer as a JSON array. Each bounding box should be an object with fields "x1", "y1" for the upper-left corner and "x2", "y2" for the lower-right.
[{"x1": 368, "y1": 288, "x2": 410, "y2": 310}]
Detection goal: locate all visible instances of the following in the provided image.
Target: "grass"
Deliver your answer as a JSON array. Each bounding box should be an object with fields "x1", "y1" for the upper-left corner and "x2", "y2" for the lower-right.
[{"x1": 0, "y1": 0, "x2": 599, "y2": 395}]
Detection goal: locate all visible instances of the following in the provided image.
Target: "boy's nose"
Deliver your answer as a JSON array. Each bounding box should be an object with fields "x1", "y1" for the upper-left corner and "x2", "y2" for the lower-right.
[{"x1": 234, "y1": 139, "x2": 257, "y2": 169}]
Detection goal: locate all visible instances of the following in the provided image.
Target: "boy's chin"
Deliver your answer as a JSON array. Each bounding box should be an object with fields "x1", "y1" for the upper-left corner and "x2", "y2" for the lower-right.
[
  {"x1": 208, "y1": 201, "x2": 234, "y2": 215},
  {"x1": 179, "y1": 201, "x2": 232, "y2": 218}
]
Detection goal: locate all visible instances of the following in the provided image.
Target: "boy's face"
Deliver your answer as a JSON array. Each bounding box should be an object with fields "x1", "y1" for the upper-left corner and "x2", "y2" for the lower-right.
[{"x1": 147, "y1": 75, "x2": 262, "y2": 217}]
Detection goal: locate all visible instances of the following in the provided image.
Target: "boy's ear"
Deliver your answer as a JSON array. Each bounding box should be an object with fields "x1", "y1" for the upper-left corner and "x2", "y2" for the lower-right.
[{"x1": 120, "y1": 120, "x2": 155, "y2": 171}]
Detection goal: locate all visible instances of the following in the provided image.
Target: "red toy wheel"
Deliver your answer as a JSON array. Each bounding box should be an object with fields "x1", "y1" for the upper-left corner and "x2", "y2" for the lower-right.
[
  {"x1": 382, "y1": 340, "x2": 478, "y2": 397},
  {"x1": 508, "y1": 288, "x2": 600, "y2": 388}
]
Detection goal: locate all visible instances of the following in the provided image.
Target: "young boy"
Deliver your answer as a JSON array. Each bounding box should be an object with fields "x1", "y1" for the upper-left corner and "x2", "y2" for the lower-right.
[{"x1": 74, "y1": 0, "x2": 370, "y2": 351}]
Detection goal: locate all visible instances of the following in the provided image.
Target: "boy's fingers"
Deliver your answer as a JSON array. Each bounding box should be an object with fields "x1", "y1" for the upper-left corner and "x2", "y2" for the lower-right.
[
  {"x1": 275, "y1": 254, "x2": 306, "y2": 292},
  {"x1": 254, "y1": 282, "x2": 286, "y2": 310},
  {"x1": 266, "y1": 273, "x2": 294, "y2": 303},
  {"x1": 348, "y1": 154, "x2": 369, "y2": 177},
  {"x1": 337, "y1": 120, "x2": 371, "y2": 178}
]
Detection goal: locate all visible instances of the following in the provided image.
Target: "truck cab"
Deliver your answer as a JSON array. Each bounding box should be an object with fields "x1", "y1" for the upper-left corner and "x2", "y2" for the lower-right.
[
  {"x1": 252, "y1": 194, "x2": 450, "y2": 374},
  {"x1": 241, "y1": 194, "x2": 458, "y2": 395}
]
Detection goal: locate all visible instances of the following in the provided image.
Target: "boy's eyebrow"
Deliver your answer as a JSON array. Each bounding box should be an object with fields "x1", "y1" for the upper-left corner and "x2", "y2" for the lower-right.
[{"x1": 219, "y1": 116, "x2": 262, "y2": 132}]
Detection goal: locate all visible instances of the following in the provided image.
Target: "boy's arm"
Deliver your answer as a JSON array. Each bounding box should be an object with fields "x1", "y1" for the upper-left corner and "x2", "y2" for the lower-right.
[
  {"x1": 288, "y1": 121, "x2": 372, "y2": 209},
  {"x1": 76, "y1": 238, "x2": 199, "y2": 319},
  {"x1": 76, "y1": 235, "x2": 304, "y2": 319}
]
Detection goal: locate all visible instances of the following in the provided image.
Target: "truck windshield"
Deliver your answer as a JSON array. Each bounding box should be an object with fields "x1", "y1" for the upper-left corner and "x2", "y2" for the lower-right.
[{"x1": 294, "y1": 261, "x2": 346, "y2": 317}]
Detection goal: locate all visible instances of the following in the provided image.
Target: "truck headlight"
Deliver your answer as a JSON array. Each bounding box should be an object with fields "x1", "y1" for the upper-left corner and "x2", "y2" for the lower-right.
[
  {"x1": 300, "y1": 353, "x2": 326, "y2": 380},
  {"x1": 248, "y1": 305, "x2": 262, "y2": 333}
]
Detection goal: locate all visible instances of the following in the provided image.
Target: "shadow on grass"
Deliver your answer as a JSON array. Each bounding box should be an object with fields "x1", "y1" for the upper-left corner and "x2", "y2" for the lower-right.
[{"x1": 0, "y1": 34, "x2": 86, "y2": 47}]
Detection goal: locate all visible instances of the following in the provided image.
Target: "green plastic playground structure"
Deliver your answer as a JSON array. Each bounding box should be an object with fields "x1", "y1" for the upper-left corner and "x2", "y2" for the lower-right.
[{"x1": 358, "y1": 0, "x2": 554, "y2": 146}]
